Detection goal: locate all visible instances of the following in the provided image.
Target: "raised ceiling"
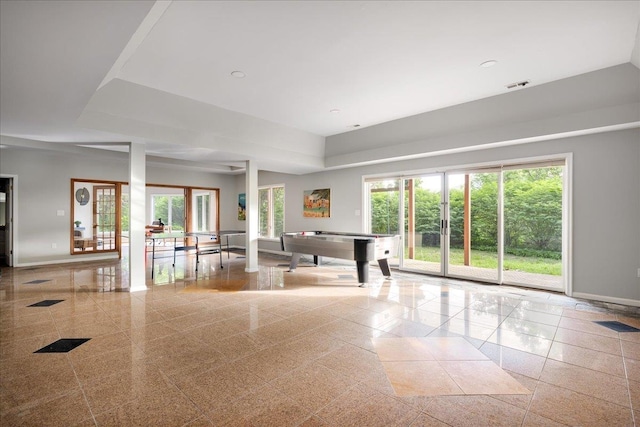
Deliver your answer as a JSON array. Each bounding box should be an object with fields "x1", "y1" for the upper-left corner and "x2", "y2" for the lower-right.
[{"x1": 1, "y1": 1, "x2": 639, "y2": 174}]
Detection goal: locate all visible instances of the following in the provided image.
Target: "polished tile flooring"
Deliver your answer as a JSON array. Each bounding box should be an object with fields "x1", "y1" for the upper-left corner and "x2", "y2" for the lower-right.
[{"x1": 1, "y1": 251, "x2": 639, "y2": 426}]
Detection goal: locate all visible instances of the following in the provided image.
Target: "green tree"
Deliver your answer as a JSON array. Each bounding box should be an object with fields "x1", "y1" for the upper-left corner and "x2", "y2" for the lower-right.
[
  {"x1": 520, "y1": 180, "x2": 562, "y2": 250},
  {"x1": 121, "y1": 194, "x2": 129, "y2": 232},
  {"x1": 273, "y1": 186, "x2": 285, "y2": 236},
  {"x1": 504, "y1": 167, "x2": 562, "y2": 251},
  {"x1": 449, "y1": 187, "x2": 464, "y2": 247},
  {"x1": 152, "y1": 195, "x2": 185, "y2": 230},
  {"x1": 470, "y1": 173, "x2": 498, "y2": 249},
  {"x1": 372, "y1": 191, "x2": 399, "y2": 234},
  {"x1": 369, "y1": 166, "x2": 562, "y2": 259},
  {"x1": 153, "y1": 196, "x2": 169, "y2": 224}
]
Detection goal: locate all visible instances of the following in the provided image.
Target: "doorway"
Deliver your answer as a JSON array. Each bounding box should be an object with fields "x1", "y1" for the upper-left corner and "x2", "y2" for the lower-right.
[
  {"x1": 400, "y1": 174, "x2": 444, "y2": 276},
  {"x1": 0, "y1": 177, "x2": 13, "y2": 267},
  {"x1": 366, "y1": 159, "x2": 566, "y2": 291},
  {"x1": 446, "y1": 170, "x2": 500, "y2": 283}
]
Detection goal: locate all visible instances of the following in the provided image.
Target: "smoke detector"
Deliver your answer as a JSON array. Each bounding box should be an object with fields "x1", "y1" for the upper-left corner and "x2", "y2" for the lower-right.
[{"x1": 506, "y1": 80, "x2": 530, "y2": 89}]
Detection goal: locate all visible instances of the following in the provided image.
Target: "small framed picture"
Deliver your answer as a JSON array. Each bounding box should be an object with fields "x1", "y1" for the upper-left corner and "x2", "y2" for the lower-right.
[
  {"x1": 303, "y1": 188, "x2": 330, "y2": 218},
  {"x1": 238, "y1": 193, "x2": 246, "y2": 220}
]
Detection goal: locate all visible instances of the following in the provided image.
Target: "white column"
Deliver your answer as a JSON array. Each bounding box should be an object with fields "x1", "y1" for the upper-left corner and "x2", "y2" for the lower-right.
[
  {"x1": 245, "y1": 160, "x2": 259, "y2": 272},
  {"x1": 129, "y1": 142, "x2": 147, "y2": 291}
]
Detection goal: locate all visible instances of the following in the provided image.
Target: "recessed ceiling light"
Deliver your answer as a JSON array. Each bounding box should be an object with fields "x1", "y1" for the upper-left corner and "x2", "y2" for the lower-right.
[
  {"x1": 230, "y1": 71, "x2": 246, "y2": 78},
  {"x1": 330, "y1": 109, "x2": 340, "y2": 113},
  {"x1": 480, "y1": 60, "x2": 497, "y2": 68}
]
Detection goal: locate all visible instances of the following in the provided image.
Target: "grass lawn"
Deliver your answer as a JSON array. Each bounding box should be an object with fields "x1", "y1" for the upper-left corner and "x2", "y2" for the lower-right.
[{"x1": 407, "y1": 246, "x2": 561, "y2": 276}]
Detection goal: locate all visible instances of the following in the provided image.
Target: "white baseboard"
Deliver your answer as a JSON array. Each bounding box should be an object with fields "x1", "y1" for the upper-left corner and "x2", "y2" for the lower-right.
[
  {"x1": 572, "y1": 292, "x2": 640, "y2": 308},
  {"x1": 16, "y1": 254, "x2": 119, "y2": 267},
  {"x1": 259, "y1": 248, "x2": 289, "y2": 256},
  {"x1": 231, "y1": 245, "x2": 288, "y2": 257}
]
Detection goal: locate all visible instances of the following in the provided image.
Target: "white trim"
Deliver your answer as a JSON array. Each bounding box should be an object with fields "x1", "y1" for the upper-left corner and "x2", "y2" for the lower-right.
[
  {"x1": 502, "y1": 280, "x2": 563, "y2": 293},
  {"x1": 441, "y1": 172, "x2": 448, "y2": 277},
  {"x1": 572, "y1": 292, "x2": 640, "y2": 308},
  {"x1": 233, "y1": 245, "x2": 287, "y2": 257},
  {"x1": 362, "y1": 153, "x2": 573, "y2": 181},
  {"x1": 497, "y1": 171, "x2": 504, "y2": 284},
  {"x1": 0, "y1": 173, "x2": 17, "y2": 267},
  {"x1": 257, "y1": 184, "x2": 285, "y2": 239},
  {"x1": 16, "y1": 254, "x2": 119, "y2": 267},
  {"x1": 257, "y1": 183, "x2": 286, "y2": 190},
  {"x1": 362, "y1": 153, "x2": 572, "y2": 294},
  {"x1": 564, "y1": 153, "x2": 573, "y2": 297},
  {"x1": 328, "y1": 121, "x2": 640, "y2": 172},
  {"x1": 258, "y1": 248, "x2": 287, "y2": 256},
  {"x1": 257, "y1": 238, "x2": 280, "y2": 243}
]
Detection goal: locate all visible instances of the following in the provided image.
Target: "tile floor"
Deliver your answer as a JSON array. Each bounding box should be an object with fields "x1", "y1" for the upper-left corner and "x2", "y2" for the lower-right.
[{"x1": 1, "y1": 251, "x2": 639, "y2": 426}]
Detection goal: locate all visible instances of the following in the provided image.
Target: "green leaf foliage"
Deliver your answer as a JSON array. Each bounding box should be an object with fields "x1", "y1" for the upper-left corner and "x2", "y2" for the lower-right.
[{"x1": 370, "y1": 166, "x2": 563, "y2": 260}]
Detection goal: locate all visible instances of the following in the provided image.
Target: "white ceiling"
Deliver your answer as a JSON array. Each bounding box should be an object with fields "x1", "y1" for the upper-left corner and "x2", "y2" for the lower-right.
[{"x1": 1, "y1": 1, "x2": 639, "y2": 174}]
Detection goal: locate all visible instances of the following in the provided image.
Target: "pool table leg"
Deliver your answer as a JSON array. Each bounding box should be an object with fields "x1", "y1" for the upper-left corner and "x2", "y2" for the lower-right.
[
  {"x1": 378, "y1": 259, "x2": 391, "y2": 278},
  {"x1": 288, "y1": 253, "x2": 301, "y2": 271},
  {"x1": 356, "y1": 261, "x2": 369, "y2": 285}
]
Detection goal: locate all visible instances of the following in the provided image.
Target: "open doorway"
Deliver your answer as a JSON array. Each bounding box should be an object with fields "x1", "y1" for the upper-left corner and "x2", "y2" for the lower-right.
[{"x1": 0, "y1": 177, "x2": 13, "y2": 267}]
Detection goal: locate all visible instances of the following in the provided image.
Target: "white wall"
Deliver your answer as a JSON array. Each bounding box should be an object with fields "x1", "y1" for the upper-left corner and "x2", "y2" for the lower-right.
[
  {"x1": 73, "y1": 181, "x2": 94, "y2": 238},
  {"x1": 325, "y1": 64, "x2": 640, "y2": 169},
  {"x1": 2, "y1": 132, "x2": 638, "y2": 303},
  {"x1": 2, "y1": 63, "x2": 638, "y2": 303},
  {"x1": 255, "y1": 129, "x2": 640, "y2": 303},
  {"x1": 0, "y1": 148, "x2": 237, "y2": 265},
  {"x1": 146, "y1": 168, "x2": 237, "y2": 230}
]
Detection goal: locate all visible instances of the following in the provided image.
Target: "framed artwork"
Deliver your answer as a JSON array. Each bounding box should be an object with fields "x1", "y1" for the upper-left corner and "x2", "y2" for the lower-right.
[
  {"x1": 303, "y1": 188, "x2": 330, "y2": 218},
  {"x1": 238, "y1": 193, "x2": 246, "y2": 220}
]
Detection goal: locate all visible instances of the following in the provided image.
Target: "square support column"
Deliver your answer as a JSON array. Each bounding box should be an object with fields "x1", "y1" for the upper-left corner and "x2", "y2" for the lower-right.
[
  {"x1": 129, "y1": 142, "x2": 146, "y2": 291},
  {"x1": 245, "y1": 160, "x2": 259, "y2": 272}
]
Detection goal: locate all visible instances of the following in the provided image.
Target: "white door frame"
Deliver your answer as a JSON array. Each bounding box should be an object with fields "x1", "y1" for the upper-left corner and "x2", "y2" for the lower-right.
[
  {"x1": 0, "y1": 174, "x2": 17, "y2": 267},
  {"x1": 363, "y1": 153, "x2": 572, "y2": 296}
]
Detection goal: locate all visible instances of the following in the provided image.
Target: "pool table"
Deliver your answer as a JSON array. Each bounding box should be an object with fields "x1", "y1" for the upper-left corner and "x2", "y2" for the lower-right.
[{"x1": 280, "y1": 231, "x2": 400, "y2": 285}]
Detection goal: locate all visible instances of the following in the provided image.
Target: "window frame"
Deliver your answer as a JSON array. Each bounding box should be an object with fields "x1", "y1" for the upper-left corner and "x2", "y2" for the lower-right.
[{"x1": 258, "y1": 184, "x2": 285, "y2": 239}]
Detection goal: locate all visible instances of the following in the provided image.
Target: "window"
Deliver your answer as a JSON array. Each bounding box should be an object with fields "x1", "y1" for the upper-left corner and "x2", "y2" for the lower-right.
[
  {"x1": 148, "y1": 186, "x2": 218, "y2": 233},
  {"x1": 259, "y1": 185, "x2": 284, "y2": 238},
  {"x1": 151, "y1": 194, "x2": 185, "y2": 231},
  {"x1": 191, "y1": 189, "x2": 217, "y2": 232}
]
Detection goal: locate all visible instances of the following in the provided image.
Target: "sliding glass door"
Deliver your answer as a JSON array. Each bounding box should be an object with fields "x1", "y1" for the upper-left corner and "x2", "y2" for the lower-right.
[
  {"x1": 402, "y1": 174, "x2": 444, "y2": 275},
  {"x1": 365, "y1": 159, "x2": 565, "y2": 291},
  {"x1": 366, "y1": 178, "x2": 401, "y2": 268},
  {"x1": 502, "y1": 165, "x2": 563, "y2": 289},
  {"x1": 446, "y1": 171, "x2": 499, "y2": 283}
]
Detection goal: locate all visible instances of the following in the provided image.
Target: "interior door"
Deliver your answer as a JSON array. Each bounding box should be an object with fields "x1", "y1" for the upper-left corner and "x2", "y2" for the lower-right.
[
  {"x1": 446, "y1": 171, "x2": 500, "y2": 283},
  {"x1": 401, "y1": 174, "x2": 444, "y2": 275},
  {"x1": 93, "y1": 185, "x2": 119, "y2": 251}
]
